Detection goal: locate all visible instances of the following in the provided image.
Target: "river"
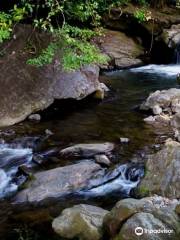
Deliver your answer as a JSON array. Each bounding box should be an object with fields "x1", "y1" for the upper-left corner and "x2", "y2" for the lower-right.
[{"x1": 0, "y1": 64, "x2": 179, "y2": 239}]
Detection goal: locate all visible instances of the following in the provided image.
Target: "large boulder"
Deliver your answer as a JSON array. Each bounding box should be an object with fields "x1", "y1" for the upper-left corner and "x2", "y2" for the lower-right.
[
  {"x1": 52, "y1": 204, "x2": 108, "y2": 240},
  {"x1": 98, "y1": 30, "x2": 143, "y2": 69},
  {"x1": 0, "y1": 24, "x2": 104, "y2": 127},
  {"x1": 104, "y1": 196, "x2": 180, "y2": 240},
  {"x1": 14, "y1": 161, "x2": 102, "y2": 206},
  {"x1": 60, "y1": 142, "x2": 114, "y2": 158},
  {"x1": 137, "y1": 139, "x2": 180, "y2": 199}
]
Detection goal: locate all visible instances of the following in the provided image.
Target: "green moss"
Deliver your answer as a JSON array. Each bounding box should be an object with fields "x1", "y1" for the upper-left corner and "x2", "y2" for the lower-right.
[{"x1": 138, "y1": 186, "x2": 150, "y2": 197}]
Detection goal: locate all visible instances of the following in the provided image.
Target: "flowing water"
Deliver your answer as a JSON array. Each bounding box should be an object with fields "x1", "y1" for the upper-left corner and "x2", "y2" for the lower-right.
[{"x1": 0, "y1": 64, "x2": 179, "y2": 239}]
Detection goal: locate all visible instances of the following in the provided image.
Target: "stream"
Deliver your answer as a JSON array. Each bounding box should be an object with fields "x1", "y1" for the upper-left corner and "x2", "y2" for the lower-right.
[{"x1": 0, "y1": 64, "x2": 179, "y2": 239}]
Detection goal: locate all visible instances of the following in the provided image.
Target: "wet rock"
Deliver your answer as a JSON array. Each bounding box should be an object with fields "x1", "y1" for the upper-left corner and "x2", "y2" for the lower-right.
[
  {"x1": 152, "y1": 105, "x2": 162, "y2": 115},
  {"x1": 141, "y1": 89, "x2": 180, "y2": 126},
  {"x1": 144, "y1": 116, "x2": 156, "y2": 123},
  {"x1": 52, "y1": 204, "x2": 108, "y2": 240},
  {"x1": 175, "y1": 204, "x2": 180, "y2": 215},
  {"x1": 120, "y1": 137, "x2": 130, "y2": 143},
  {"x1": 14, "y1": 161, "x2": 102, "y2": 205},
  {"x1": 95, "y1": 155, "x2": 111, "y2": 167},
  {"x1": 141, "y1": 89, "x2": 180, "y2": 112},
  {"x1": 0, "y1": 24, "x2": 102, "y2": 127},
  {"x1": 60, "y1": 143, "x2": 114, "y2": 158},
  {"x1": 45, "y1": 129, "x2": 53, "y2": 136},
  {"x1": 137, "y1": 140, "x2": 180, "y2": 199},
  {"x1": 28, "y1": 114, "x2": 41, "y2": 121},
  {"x1": 103, "y1": 196, "x2": 180, "y2": 239},
  {"x1": 161, "y1": 24, "x2": 180, "y2": 49},
  {"x1": 98, "y1": 30, "x2": 143, "y2": 69}
]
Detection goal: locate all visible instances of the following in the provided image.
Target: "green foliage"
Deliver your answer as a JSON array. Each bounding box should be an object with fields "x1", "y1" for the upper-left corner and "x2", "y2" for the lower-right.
[
  {"x1": 0, "y1": 5, "x2": 27, "y2": 43},
  {"x1": 0, "y1": 12, "x2": 12, "y2": 43},
  {"x1": 27, "y1": 43, "x2": 58, "y2": 67},
  {"x1": 134, "y1": 8, "x2": 152, "y2": 22},
  {"x1": 27, "y1": 25, "x2": 108, "y2": 71}
]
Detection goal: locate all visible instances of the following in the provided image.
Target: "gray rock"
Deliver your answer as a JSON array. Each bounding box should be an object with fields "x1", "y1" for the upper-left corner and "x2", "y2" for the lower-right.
[
  {"x1": 60, "y1": 143, "x2": 114, "y2": 158},
  {"x1": 118, "y1": 212, "x2": 177, "y2": 240},
  {"x1": 137, "y1": 140, "x2": 180, "y2": 199},
  {"x1": 120, "y1": 137, "x2": 130, "y2": 143},
  {"x1": 152, "y1": 105, "x2": 162, "y2": 115},
  {"x1": 52, "y1": 204, "x2": 109, "y2": 240},
  {"x1": 95, "y1": 154, "x2": 111, "y2": 167},
  {"x1": 28, "y1": 114, "x2": 41, "y2": 121},
  {"x1": 104, "y1": 196, "x2": 180, "y2": 239},
  {"x1": 144, "y1": 116, "x2": 156, "y2": 123},
  {"x1": 140, "y1": 89, "x2": 180, "y2": 112},
  {"x1": 14, "y1": 161, "x2": 102, "y2": 205},
  {"x1": 0, "y1": 25, "x2": 102, "y2": 127},
  {"x1": 98, "y1": 30, "x2": 143, "y2": 69},
  {"x1": 161, "y1": 24, "x2": 180, "y2": 49}
]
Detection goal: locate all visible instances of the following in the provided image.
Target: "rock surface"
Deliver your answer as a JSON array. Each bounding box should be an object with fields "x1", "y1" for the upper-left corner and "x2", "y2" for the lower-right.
[
  {"x1": 52, "y1": 204, "x2": 108, "y2": 240},
  {"x1": 141, "y1": 88, "x2": 180, "y2": 126},
  {"x1": 0, "y1": 24, "x2": 104, "y2": 127},
  {"x1": 60, "y1": 142, "x2": 114, "y2": 158},
  {"x1": 104, "y1": 196, "x2": 180, "y2": 240},
  {"x1": 137, "y1": 139, "x2": 180, "y2": 199},
  {"x1": 14, "y1": 161, "x2": 102, "y2": 205},
  {"x1": 162, "y1": 24, "x2": 180, "y2": 49},
  {"x1": 98, "y1": 30, "x2": 144, "y2": 69}
]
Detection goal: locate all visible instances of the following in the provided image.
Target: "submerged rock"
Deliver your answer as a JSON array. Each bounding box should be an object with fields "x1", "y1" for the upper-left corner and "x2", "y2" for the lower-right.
[
  {"x1": 52, "y1": 204, "x2": 108, "y2": 240},
  {"x1": 137, "y1": 140, "x2": 180, "y2": 199},
  {"x1": 60, "y1": 142, "x2": 114, "y2": 158},
  {"x1": 14, "y1": 161, "x2": 102, "y2": 205},
  {"x1": 0, "y1": 24, "x2": 103, "y2": 127},
  {"x1": 104, "y1": 196, "x2": 180, "y2": 240}
]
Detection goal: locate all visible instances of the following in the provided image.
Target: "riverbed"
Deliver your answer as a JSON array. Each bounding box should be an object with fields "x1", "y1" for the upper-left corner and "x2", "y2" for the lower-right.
[{"x1": 0, "y1": 64, "x2": 179, "y2": 239}]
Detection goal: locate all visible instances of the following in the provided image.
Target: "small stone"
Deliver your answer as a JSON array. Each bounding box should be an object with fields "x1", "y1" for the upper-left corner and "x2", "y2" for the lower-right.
[
  {"x1": 152, "y1": 105, "x2": 162, "y2": 115},
  {"x1": 45, "y1": 129, "x2": 53, "y2": 135},
  {"x1": 94, "y1": 89, "x2": 104, "y2": 100},
  {"x1": 144, "y1": 116, "x2": 155, "y2": 123},
  {"x1": 120, "y1": 137, "x2": 130, "y2": 143},
  {"x1": 95, "y1": 154, "x2": 111, "y2": 167},
  {"x1": 28, "y1": 114, "x2": 41, "y2": 121}
]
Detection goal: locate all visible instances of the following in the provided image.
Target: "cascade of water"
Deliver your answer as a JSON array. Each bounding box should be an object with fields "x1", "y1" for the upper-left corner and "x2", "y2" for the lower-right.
[
  {"x1": 78, "y1": 163, "x2": 144, "y2": 197},
  {"x1": 0, "y1": 142, "x2": 32, "y2": 198}
]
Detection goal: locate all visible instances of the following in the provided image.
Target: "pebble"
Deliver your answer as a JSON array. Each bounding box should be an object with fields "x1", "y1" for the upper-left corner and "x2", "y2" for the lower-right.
[
  {"x1": 28, "y1": 114, "x2": 41, "y2": 121},
  {"x1": 120, "y1": 137, "x2": 130, "y2": 143}
]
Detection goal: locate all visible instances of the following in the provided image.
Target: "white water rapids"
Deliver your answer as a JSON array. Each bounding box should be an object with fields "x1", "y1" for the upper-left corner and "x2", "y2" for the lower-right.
[
  {"x1": 0, "y1": 144, "x2": 32, "y2": 198},
  {"x1": 130, "y1": 64, "x2": 180, "y2": 77}
]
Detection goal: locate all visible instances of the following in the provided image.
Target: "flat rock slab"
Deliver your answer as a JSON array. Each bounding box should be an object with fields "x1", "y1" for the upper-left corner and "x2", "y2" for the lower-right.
[
  {"x1": 60, "y1": 142, "x2": 114, "y2": 158},
  {"x1": 52, "y1": 204, "x2": 109, "y2": 240},
  {"x1": 14, "y1": 161, "x2": 102, "y2": 206}
]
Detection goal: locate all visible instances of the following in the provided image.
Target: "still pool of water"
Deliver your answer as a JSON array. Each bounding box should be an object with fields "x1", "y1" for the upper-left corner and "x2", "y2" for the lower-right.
[{"x1": 0, "y1": 64, "x2": 179, "y2": 239}]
